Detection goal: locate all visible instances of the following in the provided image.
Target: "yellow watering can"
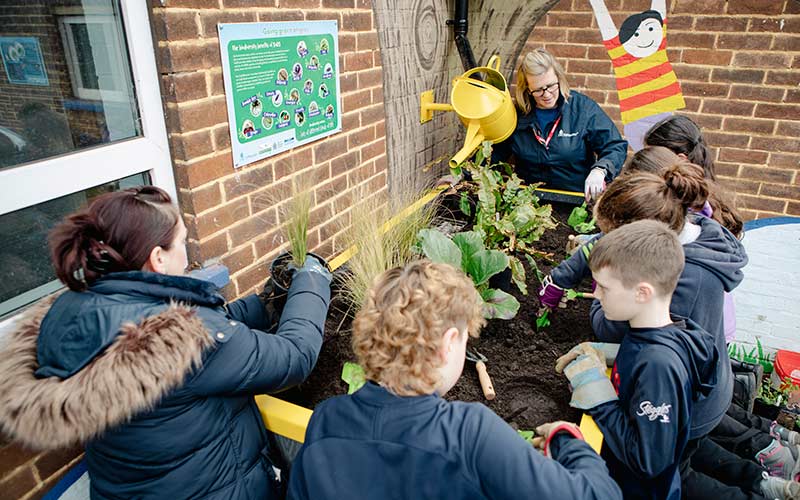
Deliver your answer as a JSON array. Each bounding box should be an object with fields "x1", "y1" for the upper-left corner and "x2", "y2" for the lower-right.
[{"x1": 420, "y1": 55, "x2": 517, "y2": 168}]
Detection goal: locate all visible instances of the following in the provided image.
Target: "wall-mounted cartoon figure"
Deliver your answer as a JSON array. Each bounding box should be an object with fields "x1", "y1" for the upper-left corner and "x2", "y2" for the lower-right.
[{"x1": 589, "y1": 0, "x2": 685, "y2": 151}]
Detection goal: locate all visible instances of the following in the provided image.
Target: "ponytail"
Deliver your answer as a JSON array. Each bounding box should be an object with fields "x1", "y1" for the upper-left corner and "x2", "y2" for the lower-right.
[
  {"x1": 49, "y1": 186, "x2": 180, "y2": 291},
  {"x1": 663, "y1": 162, "x2": 709, "y2": 210},
  {"x1": 596, "y1": 162, "x2": 709, "y2": 234}
]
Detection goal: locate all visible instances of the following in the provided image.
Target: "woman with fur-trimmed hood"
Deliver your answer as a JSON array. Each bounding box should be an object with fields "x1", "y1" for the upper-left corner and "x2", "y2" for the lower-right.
[{"x1": 0, "y1": 186, "x2": 332, "y2": 499}]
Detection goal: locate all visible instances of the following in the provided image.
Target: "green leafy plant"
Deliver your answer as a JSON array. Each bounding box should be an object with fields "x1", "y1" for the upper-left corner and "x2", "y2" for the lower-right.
[
  {"x1": 728, "y1": 338, "x2": 774, "y2": 373},
  {"x1": 455, "y1": 142, "x2": 557, "y2": 295},
  {"x1": 341, "y1": 362, "x2": 366, "y2": 394},
  {"x1": 417, "y1": 228, "x2": 520, "y2": 320},
  {"x1": 759, "y1": 376, "x2": 800, "y2": 407},
  {"x1": 567, "y1": 202, "x2": 597, "y2": 234}
]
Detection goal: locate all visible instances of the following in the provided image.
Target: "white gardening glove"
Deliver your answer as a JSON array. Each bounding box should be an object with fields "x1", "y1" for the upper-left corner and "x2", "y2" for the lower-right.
[{"x1": 584, "y1": 168, "x2": 607, "y2": 202}]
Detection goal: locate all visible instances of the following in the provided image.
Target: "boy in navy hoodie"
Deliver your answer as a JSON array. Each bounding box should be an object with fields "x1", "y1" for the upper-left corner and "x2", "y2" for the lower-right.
[
  {"x1": 556, "y1": 219, "x2": 705, "y2": 499},
  {"x1": 556, "y1": 220, "x2": 797, "y2": 500},
  {"x1": 288, "y1": 260, "x2": 622, "y2": 500}
]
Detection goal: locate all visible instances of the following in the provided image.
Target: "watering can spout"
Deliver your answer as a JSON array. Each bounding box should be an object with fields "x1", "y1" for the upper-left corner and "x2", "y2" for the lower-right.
[{"x1": 449, "y1": 122, "x2": 484, "y2": 169}]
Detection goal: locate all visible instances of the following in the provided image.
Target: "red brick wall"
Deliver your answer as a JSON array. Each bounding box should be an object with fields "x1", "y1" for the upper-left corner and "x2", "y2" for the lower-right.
[
  {"x1": 525, "y1": 0, "x2": 800, "y2": 219},
  {"x1": 154, "y1": 0, "x2": 387, "y2": 299},
  {"x1": 0, "y1": 435, "x2": 82, "y2": 500}
]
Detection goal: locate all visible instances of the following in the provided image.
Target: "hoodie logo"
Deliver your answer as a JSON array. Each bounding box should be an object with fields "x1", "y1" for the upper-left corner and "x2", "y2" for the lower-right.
[
  {"x1": 636, "y1": 401, "x2": 671, "y2": 423},
  {"x1": 557, "y1": 129, "x2": 578, "y2": 138}
]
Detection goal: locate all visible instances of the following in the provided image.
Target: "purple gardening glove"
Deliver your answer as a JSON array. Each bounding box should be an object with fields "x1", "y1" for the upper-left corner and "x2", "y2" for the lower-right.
[{"x1": 539, "y1": 275, "x2": 565, "y2": 309}]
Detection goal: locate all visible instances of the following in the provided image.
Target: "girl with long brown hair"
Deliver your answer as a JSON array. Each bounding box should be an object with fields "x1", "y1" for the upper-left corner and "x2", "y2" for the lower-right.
[{"x1": 644, "y1": 114, "x2": 743, "y2": 237}]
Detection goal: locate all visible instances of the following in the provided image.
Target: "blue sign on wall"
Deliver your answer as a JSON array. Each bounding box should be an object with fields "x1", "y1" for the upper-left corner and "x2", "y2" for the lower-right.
[{"x1": 0, "y1": 37, "x2": 49, "y2": 86}]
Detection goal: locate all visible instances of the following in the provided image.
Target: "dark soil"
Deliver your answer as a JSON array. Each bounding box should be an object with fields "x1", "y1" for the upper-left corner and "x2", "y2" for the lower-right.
[
  {"x1": 282, "y1": 200, "x2": 597, "y2": 431},
  {"x1": 270, "y1": 253, "x2": 294, "y2": 292}
]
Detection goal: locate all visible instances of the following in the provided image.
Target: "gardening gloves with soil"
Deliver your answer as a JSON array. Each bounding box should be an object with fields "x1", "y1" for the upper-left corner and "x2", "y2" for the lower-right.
[
  {"x1": 538, "y1": 275, "x2": 565, "y2": 310},
  {"x1": 257, "y1": 278, "x2": 287, "y2": 334},
  {"x1": 531, "y1": 421, "x2": 585, "y2": 457},
  {"x1": 555, "y1": 342, "x2": 620, "y2": 371},
  {"x1": 584, "y1": 167, "x2": 606, "y2": 202},
  {"x1": 288, "y1": 254, "x2": 332, "y2": 283},
  {"x1": 555, "y1": 343, "x2": 618, "y2": 410}
]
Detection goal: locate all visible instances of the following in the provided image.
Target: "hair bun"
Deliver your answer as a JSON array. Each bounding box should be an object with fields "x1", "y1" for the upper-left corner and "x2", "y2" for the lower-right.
[{"x1": 663, "y1": 161, "x2": 709, "y2": 208}]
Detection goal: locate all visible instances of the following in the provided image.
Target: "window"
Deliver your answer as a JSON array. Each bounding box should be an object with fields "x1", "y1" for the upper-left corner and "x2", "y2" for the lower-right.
[
  {"x1": 58, "y1": 15, "x2": 131, "y2": 102},
  {"x1": 0, "y1": 172, "x2": 150, "y2": 317},
  {"x1": 0, "y1": 1, "x2": 175, "y2": 318}
]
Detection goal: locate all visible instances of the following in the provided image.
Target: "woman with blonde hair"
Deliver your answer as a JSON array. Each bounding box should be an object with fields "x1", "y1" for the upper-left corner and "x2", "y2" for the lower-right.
[{"x1": 493, "y1": 48, "x2": 628, "y2": 201}]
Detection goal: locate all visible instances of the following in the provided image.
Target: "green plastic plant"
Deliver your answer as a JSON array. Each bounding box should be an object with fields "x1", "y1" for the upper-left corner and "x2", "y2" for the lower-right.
[
  {"x1": 455, "y1": 142, "x2": 556, "y2": 295},
  {"x1": 567, "y1": 202, "x2": 597, "y2": 234},
  {"x1": 417, "y1": 228, "x2": 520, "y2": 320},
  {"x1": 728, "y1": 338, "x2": 774, "y2": 374},
  {"x1": 341, "y1": 362, "x2": 366, "y2": 394}
]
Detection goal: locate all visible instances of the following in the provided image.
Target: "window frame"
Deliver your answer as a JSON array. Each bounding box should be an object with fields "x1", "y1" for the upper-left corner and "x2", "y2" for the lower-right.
[
  {"x1": 0, "y1": 1, "x2": 175, "y2": 321},
  {"x1": 0, "y1": 1, "x2": 175, "y2": 217}
]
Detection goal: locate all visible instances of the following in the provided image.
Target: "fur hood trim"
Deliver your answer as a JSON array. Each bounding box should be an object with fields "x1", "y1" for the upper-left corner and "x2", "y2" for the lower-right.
[{"x1": 0, "y1": 297, "x2": 214, "y2": 450}]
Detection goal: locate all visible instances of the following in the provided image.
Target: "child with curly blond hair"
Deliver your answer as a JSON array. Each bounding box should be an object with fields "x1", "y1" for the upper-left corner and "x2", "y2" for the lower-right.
[{"x1": 288, "y1": 259, "x2": 622, "y2": 500}]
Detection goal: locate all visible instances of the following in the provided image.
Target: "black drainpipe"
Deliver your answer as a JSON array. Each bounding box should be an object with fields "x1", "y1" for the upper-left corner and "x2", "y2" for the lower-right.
[{"x1": 447, "y1": 0, "x2": 477, "y2": 71}]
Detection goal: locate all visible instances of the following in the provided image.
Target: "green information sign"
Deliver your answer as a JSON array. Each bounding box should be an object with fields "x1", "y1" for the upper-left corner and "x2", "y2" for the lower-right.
[{"x1": 219, "y1": 21, "x2": 341, "y2": 168}]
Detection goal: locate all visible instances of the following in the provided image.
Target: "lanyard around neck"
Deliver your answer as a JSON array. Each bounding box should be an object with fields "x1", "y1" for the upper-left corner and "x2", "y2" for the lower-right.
[{"x1": 533, "y1": 115, "x2": 561, "y2": 150}]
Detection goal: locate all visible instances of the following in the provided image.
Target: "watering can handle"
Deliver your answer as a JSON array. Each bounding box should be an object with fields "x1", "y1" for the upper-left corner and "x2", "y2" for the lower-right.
[{"x1": 487, "y1": 55, "x2": 501, "y2": 72}]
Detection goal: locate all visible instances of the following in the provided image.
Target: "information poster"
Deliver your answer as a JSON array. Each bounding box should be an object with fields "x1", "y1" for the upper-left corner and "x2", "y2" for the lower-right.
[
  {"x1": 0, "y1": 37, "x2": 49, "y2": 86},
  {"x1": 219, "y1": 21, "x2": 341, "y2": 168}
]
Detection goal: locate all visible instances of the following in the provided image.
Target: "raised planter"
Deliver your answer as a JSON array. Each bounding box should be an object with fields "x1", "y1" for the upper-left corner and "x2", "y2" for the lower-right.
[{"x1": 257, "y1": 189, "x2": 606, "y2": 452}]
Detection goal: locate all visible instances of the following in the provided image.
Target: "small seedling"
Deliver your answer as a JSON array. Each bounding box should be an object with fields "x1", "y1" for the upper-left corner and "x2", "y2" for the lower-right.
[
  {"x1": 567, "y1": 202, "x2": 597, "y2": 234},
  {"x1": 535, "y1": 308, "x2": 550, "y2": 330},
  {"x1": 517, "y1": 429, "x2": 534, "y2": 443},
  {"x1": 341, "y1": 362, "x2": 366, "y2": 394}
]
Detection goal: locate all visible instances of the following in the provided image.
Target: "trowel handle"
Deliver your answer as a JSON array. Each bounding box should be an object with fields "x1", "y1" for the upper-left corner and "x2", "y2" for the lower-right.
[
  {"x1": 487, "y1": 54, "x2": 501, "y2": 71},
  {"x1": 475, "y1": 361, "x2": 496, "y2": 401}
]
